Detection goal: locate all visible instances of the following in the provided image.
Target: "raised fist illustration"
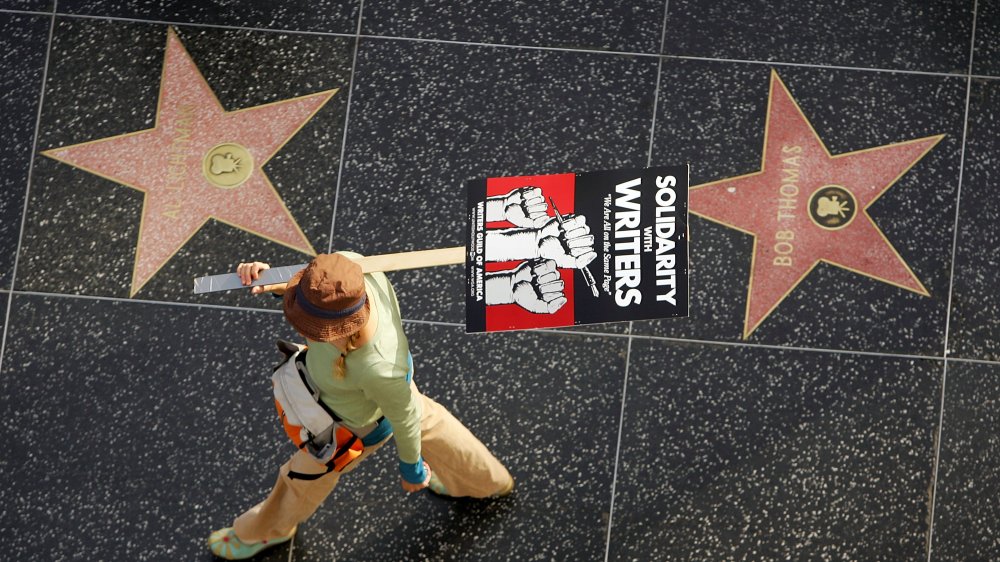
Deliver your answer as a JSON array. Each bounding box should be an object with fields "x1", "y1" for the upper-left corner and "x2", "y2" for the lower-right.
[
  {"x1": 484, "y1": 214, "x2": 596, "y2": 269},
  {"x1": 485, "y1": 186, "x2": 549, "y2": 228},
  {"x1": 484, "y1": 259, "x2": 567, "y2": 314},
  {"x1": 535, "y1": 215, "x2": 596, "y2": 269}
]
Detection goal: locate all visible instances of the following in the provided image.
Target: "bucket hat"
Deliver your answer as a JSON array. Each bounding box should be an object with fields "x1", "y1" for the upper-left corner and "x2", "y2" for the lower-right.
[{"x1": 283, "y1": 254, "x2": 369, "y2": 342}]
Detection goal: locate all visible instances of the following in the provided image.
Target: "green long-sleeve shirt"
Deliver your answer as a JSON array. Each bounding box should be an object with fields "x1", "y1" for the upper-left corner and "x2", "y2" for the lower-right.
[{"x1": 303, "y1": 263, "x2": 422, "y2": 465}]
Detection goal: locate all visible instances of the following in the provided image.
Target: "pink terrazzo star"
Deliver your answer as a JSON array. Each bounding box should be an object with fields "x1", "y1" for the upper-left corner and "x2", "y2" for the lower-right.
[
  {"x1": 690, "y1": 70, "x2": 942, "y2": 338},
  {"x1": 43, "y1": 28, "x2": 336, "y2": 296}
]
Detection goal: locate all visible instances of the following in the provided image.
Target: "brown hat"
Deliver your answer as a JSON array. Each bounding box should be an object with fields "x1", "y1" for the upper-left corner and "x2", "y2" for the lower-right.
[{"x1": 283, "y1": 253, "x2": 370, "y2": 342}]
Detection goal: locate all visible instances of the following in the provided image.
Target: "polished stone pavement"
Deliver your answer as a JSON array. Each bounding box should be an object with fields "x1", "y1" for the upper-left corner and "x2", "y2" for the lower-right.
[{"x1": 0, "y1": 1, "x2": 998, "y2": 561}]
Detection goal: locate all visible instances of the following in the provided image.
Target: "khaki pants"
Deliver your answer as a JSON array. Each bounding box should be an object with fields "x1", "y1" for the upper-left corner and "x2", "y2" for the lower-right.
[{"x1": 233, "y1": 390, "x2": 513, "y2": 543}]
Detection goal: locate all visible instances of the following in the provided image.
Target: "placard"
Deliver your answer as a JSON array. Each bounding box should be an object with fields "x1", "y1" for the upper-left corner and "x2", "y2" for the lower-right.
[{"x1": 466, "y1": 166, "x2": 689, "y2": 332}]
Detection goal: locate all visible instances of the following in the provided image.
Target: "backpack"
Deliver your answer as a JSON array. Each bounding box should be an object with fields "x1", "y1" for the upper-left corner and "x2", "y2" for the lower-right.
[{"x1": 272, "y1": 340, "x2": 364, "y2": 480}]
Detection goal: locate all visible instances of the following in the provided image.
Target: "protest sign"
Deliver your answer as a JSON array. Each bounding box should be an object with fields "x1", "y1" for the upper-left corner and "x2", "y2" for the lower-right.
[{"x1": 465, "y1": 166, "x2": 689, "y2": 333}]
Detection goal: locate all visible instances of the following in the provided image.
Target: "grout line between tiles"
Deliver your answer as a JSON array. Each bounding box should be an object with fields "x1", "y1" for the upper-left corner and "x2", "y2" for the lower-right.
[
  {"x1": 541, "y1": 327, "x2": 631, "y2": 339},
  {"x1": 638, "y1": 333, "x2": 953, "y2": 363},
  {"x1": 0, "y1": 8, "x2": 52, "y2": 17},
  {"x1": 928, "y1": 2, "x2": 978, "y2": 558},
  {"x1": 49, "y1": 11, "x2": 644, "y2": 58},
  {"x1": 618, "y1": 335, "x2": 999, "y2": 368},
  {"x1": 10, "y1": 289, "x2": 286, "y2": 315},
  {"x1": 326, "y1": 0, "x2": 364, "y2": 252},
  {"x1": 0, "y1": 3, "x2": 56, "y2": 377},
  {"x1": 28, "y1": 11, "x2": 984, "y2": 82},
  {"x1": 927, "y1": 358, "x2": 951, "y2": 562},
  {"x1": 13, "y1": 287, "x2": 1000, "y2": 367},
  {"x1": 937, "y1": 355, "x2": 1000, "y2": 367},
  {"x1": 941, "y1": 0, "x2": 980, "y2": 360},
  {"x1": 357, "y1": 36, "x2": 975, "y2": 81},
  {"x1": 970, "y1": 74, "x2": 999, "y2": 81},
  {"x1": 607, "y1": 4, "x2": 670, "y2": 559},
  {"x1": 663, "y1": 53, "x2": 970, "y2": 79},
  {"x1": 50, "y1": 10, "x2": 356, "y2": 39},
  {"x1": 967, "y1": 0, "x2": 981, "y2": 77},
  {"x1": 645, "y1": 56, "x2": 664, "y2": 167},
  {"x1": 358, "y1": 32, "x2": 659, "y2": 59},
  {"x1": 604, "y1": 326, "x2": 634, "y2": 562},
  {"x1": 646, "y1": 0, "x2": 669, "y2": 172}
]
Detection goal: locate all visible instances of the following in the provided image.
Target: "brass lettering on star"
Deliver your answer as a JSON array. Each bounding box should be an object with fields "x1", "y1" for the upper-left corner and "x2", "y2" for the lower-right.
[
  {"x1": 773, "y1": 144, "x2": 802, "y2": 267},
  {"x1": 809, "y1": 185, "x2": 856, "y2": 230},
  {"x1": 202, "y1": 142, "x2": 253, "y2": 190},
  {"x1": 163, "y1": 104, "x2": 195, "y2": 219}
]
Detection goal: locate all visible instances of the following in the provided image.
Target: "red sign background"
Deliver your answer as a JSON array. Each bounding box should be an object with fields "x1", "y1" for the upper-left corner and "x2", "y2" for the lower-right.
[{"x1": 484, "y1": 173, "x2": 576, "y2": 331}]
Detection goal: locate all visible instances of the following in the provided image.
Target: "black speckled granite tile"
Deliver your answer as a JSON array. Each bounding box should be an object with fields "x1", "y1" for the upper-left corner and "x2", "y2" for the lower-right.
[
  {"x1": 0, "y1": 13, "x2": 47, "y2": 290},
  {"x1": 335, "y1": 38, "x2": 657, "y2": 331},
  {"x1": 930, "y1": 360, "x2": 1000, "y2": 561},
  {"x1": 290, "y1": 324, "x2": 627, "y2": 561},
  {"x1": 637, "y1": 60, "x2": 966, "y2": 355},
  {"x1": 609, "y1": 339, "x2": 942, "y2": 561},
  {"x1": 948, "y1": 80, "x2": 1000, "y2": 361},
  {"x1": 58, "y1": 0, "x2": 360, "y2": 34},
  {"x1": 0, "y1": 294, "x2": 301, "y2": 560},
  {"x1": 0, "y1": 0, "x2": 52, "y2": 11},
  {"x1": 363, "y1": 0, "x2": 665, "y2": 53},
  {"x1": 19, "y1": 19, "x2": 350, "y2": 307},
  {"x1": 973, "y1": 0, "x2": 1000, "y2": 76},
  {"x1": 664, "y1": 0, "x2": 975, "y2": 73}
]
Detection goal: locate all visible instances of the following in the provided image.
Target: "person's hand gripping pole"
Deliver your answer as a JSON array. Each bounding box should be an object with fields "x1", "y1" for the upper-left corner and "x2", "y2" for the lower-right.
[{"x1": 236, "y1": 262, "x2": 287, "y2": 295}]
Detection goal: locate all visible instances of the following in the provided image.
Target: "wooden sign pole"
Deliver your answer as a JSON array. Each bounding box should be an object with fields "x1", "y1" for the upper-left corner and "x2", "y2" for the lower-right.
[{"x1": 354, "y1": 246, "x2": 465, "y2": 274}]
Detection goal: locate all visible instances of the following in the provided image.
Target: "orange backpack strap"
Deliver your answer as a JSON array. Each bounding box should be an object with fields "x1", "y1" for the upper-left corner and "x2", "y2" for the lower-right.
[{"x1": 287, "y1": 430, "x2": 364, "y2": 480}]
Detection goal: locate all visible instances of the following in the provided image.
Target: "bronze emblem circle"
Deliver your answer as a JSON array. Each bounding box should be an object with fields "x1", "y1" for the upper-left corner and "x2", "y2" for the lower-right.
[
  {"x1": 808, "y1": 185, "x2": 857, "y2": 230},
  {"x1": 202, "y1": 143, "x2": 253, "y2": 189}
]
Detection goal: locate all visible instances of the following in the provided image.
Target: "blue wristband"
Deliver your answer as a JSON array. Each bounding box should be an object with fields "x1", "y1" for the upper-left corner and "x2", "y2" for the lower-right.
[
  {"x1": 361, "y1": 417, "x2": 393, "y2": 447},
  {"x1": 399, "y1": 457, "x2": 427, "y2": 484}
]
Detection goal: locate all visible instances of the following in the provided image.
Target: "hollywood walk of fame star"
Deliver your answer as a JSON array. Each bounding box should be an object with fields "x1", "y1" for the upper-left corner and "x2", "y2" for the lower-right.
[
  {"x1": 690, "y1": 70, "x2": 943, "y2": 339},
  {"x1": 42, "y1": 27, "x2": 336, "y2": 296}
]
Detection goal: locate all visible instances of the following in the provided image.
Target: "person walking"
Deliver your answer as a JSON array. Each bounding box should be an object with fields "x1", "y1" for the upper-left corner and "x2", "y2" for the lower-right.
[{"x1": 208, "y1": 252, "x2": 514, "y2": 560}]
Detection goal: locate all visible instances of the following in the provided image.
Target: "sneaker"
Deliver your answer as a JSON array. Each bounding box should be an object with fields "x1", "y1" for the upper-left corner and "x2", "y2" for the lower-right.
[
  {"x1": 426, "y1": 471, "x2": 451, "y2": 497},
  {"x1": 208, "y1": 527, "x2": 295, "y2": 560}
]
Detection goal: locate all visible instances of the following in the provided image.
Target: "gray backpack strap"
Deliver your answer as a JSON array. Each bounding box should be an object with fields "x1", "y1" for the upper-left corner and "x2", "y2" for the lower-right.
[{"x1": 276, "y1": 339, "x2": 301, "y2": 361}]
